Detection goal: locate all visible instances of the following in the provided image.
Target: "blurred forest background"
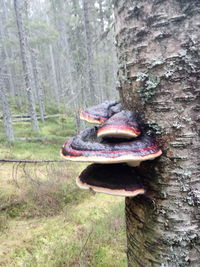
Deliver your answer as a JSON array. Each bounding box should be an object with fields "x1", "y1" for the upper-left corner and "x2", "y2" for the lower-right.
[
  {"x1": 0, "y1": 0, "x2": 118, "y2": 141},
  {"x1": 0, "y1": 1, "x2": 126, "y2": 266}
]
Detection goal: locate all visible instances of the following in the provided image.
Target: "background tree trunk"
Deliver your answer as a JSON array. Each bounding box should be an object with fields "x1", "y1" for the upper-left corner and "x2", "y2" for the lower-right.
[
  {"x1": 114, "y1": 0, "x2": 200, "y2": 266},
  {"x1": 30, "y1": 48, "x2": 45, "y2": 123},
  {"x1": 82, "y1": 0, "x2": 97, "y2": 105},
  {"x1": 0, "y1": 65, "x2": 14, "y2": 141},
  {"x1": 0, "y1": 23, "x2": 15, "y2": 100},
  {"x1": 14, "y1": 0, "x2": 39, "y2": 133},
  {"x1": 49, "y1": 43, "x2": 60, "y2": 107}
]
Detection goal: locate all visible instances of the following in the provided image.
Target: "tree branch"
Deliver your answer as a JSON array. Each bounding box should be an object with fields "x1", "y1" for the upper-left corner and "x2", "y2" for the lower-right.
[{"x1": 0, "y1": 159, "x2": 66, "y2": 163}]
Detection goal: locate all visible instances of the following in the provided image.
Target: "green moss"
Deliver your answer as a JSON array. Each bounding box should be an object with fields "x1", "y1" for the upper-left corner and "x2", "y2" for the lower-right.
[{"x1": 5, "y1": 203, "x2": 27, "y2": 218}]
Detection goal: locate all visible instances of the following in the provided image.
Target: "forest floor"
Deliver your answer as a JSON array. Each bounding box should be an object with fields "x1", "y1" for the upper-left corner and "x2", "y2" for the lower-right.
[{"x1": 0, "y1": 114, "x2": 126, "y2": 266}]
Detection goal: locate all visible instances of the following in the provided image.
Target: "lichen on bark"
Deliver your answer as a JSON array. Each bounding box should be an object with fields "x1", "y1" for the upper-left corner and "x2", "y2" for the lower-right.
[
  {"x1": 136, "y1": 72, "x2": 160, "y2": 104},
  {"x1": 114, "y1": 0, "x2": 200, "y2": 266}
]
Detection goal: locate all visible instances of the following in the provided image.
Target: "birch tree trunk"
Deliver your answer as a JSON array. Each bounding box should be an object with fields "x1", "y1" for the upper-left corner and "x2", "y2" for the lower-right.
[
  {"x1": 1, "y1": 0, "x2": 21, "y2": 109},
  {"x1": 0, "y1": 15, "x2": 15, "y2": 100},
  {"x1": 30, "y1": 49, "x2": 45, "y2": 123},
  {"x1": 114, "y1": 0, "x2": 200, "y2": 266},
  {"x1": 14, "y1": 0, "x2": 39, "y2": 133},
  {"x1": 49, "y1": 0, "x2": 63, "y2": 104},
  {"x1": 0, "y1": 65, "x2": 14, "y2": 141},
  {"x1": 97, "y1": 0, "x2": 110, "y2": 100},
  {"x1": 98, "y1": 0, "x2": 104, "y2": 33},
  {"x1": 82, "y1": 0, "x2": 97, "y2": 105},
  {"x1": 48, "y1": 44, "x2": 60, "y2": 107}
]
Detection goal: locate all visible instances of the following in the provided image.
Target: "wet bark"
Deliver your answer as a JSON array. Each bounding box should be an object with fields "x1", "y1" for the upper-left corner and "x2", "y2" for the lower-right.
[{"x1": 114, "y1": 0, "x2": 200, "y2": 266}]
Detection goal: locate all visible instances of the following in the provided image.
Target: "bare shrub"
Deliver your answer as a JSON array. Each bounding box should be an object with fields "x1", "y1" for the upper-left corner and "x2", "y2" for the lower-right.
[{"x1": 0, "y1": 162, "x2": 89, "y2": 218}]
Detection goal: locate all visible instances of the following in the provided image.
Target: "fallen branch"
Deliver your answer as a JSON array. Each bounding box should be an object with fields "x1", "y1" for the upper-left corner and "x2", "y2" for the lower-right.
[
  {"x1": 0, "y1": 114, "x2": 66, "y2": 122},
  {"x1": 0, "y1": 114, "x2": 36, "y2": 119},
  {"x1": 17, "y1": 137, "x2": 46, "y2": 142},
  {"x1": 79, "y1": 230, "x2": 93, "y2": 257},
  {"x1": 0, "y1": 159, "x2": 66, "y2": 163}
]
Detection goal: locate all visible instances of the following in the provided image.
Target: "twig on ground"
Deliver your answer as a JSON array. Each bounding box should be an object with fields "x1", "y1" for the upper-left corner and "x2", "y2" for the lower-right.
[
  {"x1": 79, "y1": 230, "x2": 93, "y2": 257},
  {"x1": 12, "y1": 162, "x2": 20, "y2": 188}
]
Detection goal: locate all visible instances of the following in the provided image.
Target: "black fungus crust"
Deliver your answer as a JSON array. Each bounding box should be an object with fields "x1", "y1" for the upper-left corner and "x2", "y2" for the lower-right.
[{"x1": 79, "y1": 163, "x2": 145, "y2": 191}]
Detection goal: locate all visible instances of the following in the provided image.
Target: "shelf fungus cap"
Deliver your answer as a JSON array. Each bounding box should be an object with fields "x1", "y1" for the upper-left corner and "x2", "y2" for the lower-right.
[
  {"x1": 97, "y1": 110, "x2": 141, "y2": 139},
  {"x1": 61, "y1": 127, "x2": 162, "y2": 166},
  {"x1": 76, "y1": 163, "x2": 146, "y2": 197},
  {"x1": 80, "y1": 100, "x2": 122, "y2": 124}
]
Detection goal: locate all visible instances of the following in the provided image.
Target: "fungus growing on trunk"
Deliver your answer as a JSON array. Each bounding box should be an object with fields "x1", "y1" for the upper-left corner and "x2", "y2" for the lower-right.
[
  {"x1": 80, "y1": 100, "x2": 122, "y2": 124},
  {"x1": 61, "y1": 127, "x2": 162, "y2": 166},
  {"x1": 76, "y1": 163, "x2": 146, "y2": 197},
  {"x1": 61, "y1": 101, "x2": 162, "y2": 197},
  {"x1": 97, "y1": 110, "x2": 141, "y2": 139}
]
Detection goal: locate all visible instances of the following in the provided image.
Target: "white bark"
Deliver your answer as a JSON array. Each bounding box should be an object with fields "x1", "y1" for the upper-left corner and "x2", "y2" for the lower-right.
[
  {"x1": 0, "y1": 0, "x2": 16, "y2": 99},
  {"x1": 114, "y1": 0, "x2": 200, "y2": 265},
  {"x1": 49, "y1": 44, "x2": 60, "y2": 106},
  {"x1": 30, "y1": 49, "x2": 45, "y2": 123},
  {"x1": 14, "y1": 0, "x2": 39, "y2": 133},
  {"x1": 82, "y1": 0, "x2": 97, "y2": 105},
  {"x1": 0, "y1": 65, "x2": 14, "y2": 141}
]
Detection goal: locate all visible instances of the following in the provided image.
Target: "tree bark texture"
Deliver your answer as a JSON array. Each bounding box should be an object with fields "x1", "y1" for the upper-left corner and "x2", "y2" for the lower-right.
[
  {"x1": 0, "y1": 14, "x2": 15, "y2": 100},
  {"x1": 98, "y1": 0, "x2": 105, "y2": 33},
  {"x1": 0, "y1": 66, "x2": 14, "y2": 141},
  {"x1": 114, "y1": 0, "x2": 200, "y2": 266},
  {"x1": 82, "y1": 0, "x2": 97, "y2": 105},
  {"x1": 49, "y1": 44, "x2": 60, "y2": 106},
  {"x1": 30, "y1": 49, "x2": 45, "y2": 123},
  {"x1": 14, "y1": 0, "x2": 39, "y2": 133}
]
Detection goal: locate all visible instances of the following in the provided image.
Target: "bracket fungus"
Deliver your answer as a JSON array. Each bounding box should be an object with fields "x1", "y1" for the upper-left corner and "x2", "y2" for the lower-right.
[
  {"x1": 61, "y1": 100, "x2": 162, "y2": 197},
  {"x1": 76, "y1": 163, "x2": 146, "y2": 197},
  {"x1": 61, "y1": 127, "x2": 162, "y2": 167},
  {"x1": 97, "y1": 110, "x2": 141, "y2": 139},
  {"x1": 80, "y1": 100, "x2": 121, "y2": 124}
]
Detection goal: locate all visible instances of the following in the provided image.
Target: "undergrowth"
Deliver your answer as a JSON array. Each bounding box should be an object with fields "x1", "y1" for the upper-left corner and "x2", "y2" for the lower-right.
[
  {"x1": 0, "y1": 115, "x2": 75, "y2": 160},
  {"x1": 0, "y1": 113, "x2": 126, "y2": 266}
]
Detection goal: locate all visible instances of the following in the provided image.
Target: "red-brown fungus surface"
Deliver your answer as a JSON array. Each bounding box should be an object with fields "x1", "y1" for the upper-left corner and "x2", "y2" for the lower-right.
[
  {"x1": 61, "y1": 127, "x2": 162, "y2": 165},
  {"x1": 80, "y1": 100, "x2": 122, "y2": 124},
  {"x1": 97, "y1": 110, "x2": 141, "y2": 139}
]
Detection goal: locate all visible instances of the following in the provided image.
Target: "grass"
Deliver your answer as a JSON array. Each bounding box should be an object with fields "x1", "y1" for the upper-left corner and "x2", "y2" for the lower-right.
[
  {"x1": 0, "y1": 195, "x2": 126, "y2": 267},
  {"x1": 0, "y1": 115, "x2": 75, "y2": 160},
  {"x1": 0, "y1": 112, "x2": 126, "y2": 266}
]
